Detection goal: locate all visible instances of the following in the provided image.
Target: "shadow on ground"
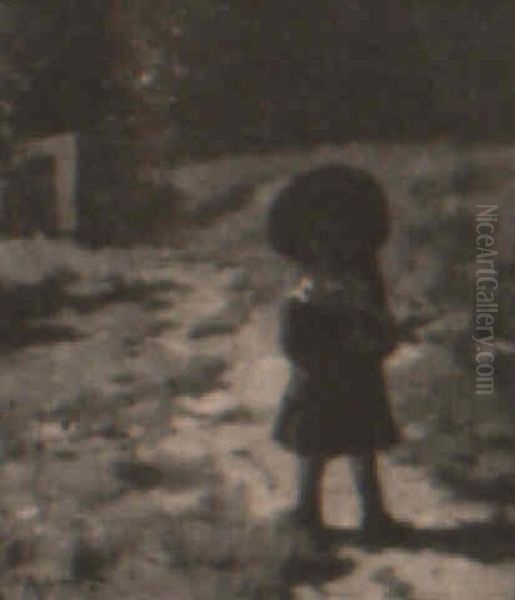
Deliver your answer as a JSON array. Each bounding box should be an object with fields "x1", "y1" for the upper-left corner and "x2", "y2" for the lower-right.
[
  {"x1": 438, "y1": 471, "x2": 515, "y2": 506},
  {"x1": 326, "y1": 517, "x2": 515, "y2": 563},
  {"x1": 0, "y1": 273, "x2": 184, "y2": 354},
  {"x1": 0, "y1": 323, "x2": 82, "y2": 353},
  {"x1": 110, "y1": 459, "x2": 217, "y2": 493},
  {"x1": 279, "y1": 553, "x2": 356, "y2": 588}
]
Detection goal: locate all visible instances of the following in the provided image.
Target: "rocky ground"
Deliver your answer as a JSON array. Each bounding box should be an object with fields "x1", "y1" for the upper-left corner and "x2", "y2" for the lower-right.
[{"x1": 1, "y1": 143, "x2": 515, "y2": 598}]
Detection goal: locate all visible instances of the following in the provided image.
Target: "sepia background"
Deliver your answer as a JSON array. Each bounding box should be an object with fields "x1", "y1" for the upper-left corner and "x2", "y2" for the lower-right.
[{"x1": 1, "y1": 2, "x2": 514, "y2": 598}]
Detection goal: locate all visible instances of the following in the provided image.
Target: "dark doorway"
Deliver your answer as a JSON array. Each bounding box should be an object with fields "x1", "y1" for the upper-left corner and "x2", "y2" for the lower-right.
[{"x1": 5, "y1": 155, "x2": 57, "y2": 236}]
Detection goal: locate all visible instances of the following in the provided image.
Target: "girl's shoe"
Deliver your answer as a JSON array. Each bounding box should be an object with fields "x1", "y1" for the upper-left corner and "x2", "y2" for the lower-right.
[
  {"x1": 361, "y1": 512, "x2": 412, "y2": 542},
  {"x1": 274, "y1": 508, "x2": 329, "y2": 554}
]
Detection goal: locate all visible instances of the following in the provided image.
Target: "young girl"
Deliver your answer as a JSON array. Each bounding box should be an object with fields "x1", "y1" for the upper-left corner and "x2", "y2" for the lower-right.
[{"x1": 267, "y1": 164, "x2": 404, "y2": 537}]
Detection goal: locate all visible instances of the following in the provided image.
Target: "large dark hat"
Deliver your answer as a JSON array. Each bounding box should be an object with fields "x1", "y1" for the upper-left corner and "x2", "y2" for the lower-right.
[{"x1": 267, "y1": 164, "x2": 389, "y2": 264}]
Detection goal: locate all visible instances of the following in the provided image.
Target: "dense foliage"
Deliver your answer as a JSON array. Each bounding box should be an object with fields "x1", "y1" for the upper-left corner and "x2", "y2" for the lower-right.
[{"x1": 3, "y1": 1, "x2": 515, "y2": 162}]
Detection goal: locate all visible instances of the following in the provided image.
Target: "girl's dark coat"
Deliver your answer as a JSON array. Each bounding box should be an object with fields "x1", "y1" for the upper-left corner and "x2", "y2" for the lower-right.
[{"x1": 272, "y1": 279, "x2": 399, "y2": 457}]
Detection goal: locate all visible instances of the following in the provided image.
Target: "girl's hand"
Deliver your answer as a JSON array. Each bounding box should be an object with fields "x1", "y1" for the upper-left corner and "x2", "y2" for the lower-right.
[{"x1": 290, "y1": 276, "x2": 314, "y2": 302}]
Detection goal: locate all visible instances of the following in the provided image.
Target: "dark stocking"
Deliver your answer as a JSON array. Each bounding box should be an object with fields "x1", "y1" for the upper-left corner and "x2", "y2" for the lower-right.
[
  {"x1": 294, "y1": 455, "x2": 326, "y2": 524},
  {"x1": 349, "y1": 451, "x2": 388, "y2": 526}
]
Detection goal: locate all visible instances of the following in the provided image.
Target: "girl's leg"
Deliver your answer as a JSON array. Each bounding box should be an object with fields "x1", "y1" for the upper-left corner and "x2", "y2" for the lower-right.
[
  {"x1": 294, "y1": 454, "x2": 326, "y2": 524},
  {"x1": 349, "y1": 450, "x2": 389, "y2": 526}
]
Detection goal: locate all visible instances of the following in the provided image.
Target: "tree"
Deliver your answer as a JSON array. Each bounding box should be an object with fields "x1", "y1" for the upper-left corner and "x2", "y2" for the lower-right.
[
  {"x1": 167, "y1": 0, "x2": 436, "y2": 154},
  {"x1": 0, "y1": 0, "x2": 180, "y2": 242}
]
